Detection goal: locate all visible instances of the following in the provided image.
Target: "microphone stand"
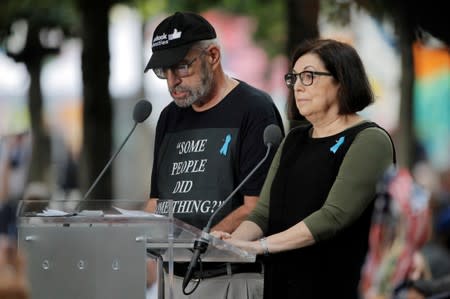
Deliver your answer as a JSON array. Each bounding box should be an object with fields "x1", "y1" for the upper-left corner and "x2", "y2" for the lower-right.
[
  {"x1": 78, "y1": 122, "x2": 138, "y2": 210},
  {"x1": 75, "y1": 99, "x2": 152, "y2": 211},
  {"x1": 79, "y1": 99, "x2": 152, "y2": 207},
  {"x1": 182, "y1": 143, "x2": 274, "y2": 294}
]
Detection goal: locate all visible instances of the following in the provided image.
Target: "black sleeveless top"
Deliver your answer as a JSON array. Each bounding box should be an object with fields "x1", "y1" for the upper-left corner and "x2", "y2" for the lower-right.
[{"x1": 264, "y1": 122, "x2": 392, "y2": 299}]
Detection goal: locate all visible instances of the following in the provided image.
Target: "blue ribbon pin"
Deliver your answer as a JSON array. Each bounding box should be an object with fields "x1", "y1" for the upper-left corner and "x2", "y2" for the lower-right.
[
  {"x1": 330, "y1": 136, "x2": 345, "y2": 154},
  {"x1": 219, "y1": 134, "x2": 232, "y2": 156}
]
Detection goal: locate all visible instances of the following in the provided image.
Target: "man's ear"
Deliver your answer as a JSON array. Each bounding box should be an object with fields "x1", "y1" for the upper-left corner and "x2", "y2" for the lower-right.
[{"x1": 208, "y1": 46, "x2": 221, "y2": 65}]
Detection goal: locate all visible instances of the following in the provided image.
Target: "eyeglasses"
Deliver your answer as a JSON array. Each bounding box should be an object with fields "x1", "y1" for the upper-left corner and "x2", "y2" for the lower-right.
[
  {"x1": 153, "y1": 52, "x2": 204, "y2": 79},
  {"x1": 284, "y1": 70, "x2": 333, "y2": 88}
]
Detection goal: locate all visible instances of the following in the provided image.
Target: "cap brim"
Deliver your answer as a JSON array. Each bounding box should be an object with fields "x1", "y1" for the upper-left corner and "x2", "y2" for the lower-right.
[{"x1": 144, "y1": 43, "x2": 192, "y2": 73}]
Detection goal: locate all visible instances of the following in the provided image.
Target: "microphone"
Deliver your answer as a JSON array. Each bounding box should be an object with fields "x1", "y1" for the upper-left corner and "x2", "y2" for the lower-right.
[
  {"x1": 81, "y1": 99, "x2": 152, "y2": 202},
  {"x1": 182, "y1": 124, "x2": 283, "y2": 294}
]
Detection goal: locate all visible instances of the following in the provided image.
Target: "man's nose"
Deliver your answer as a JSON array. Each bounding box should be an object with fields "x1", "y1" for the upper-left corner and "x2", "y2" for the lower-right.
[{"x1": 166, "y1": 69, "x2": 181, "y2": 86}]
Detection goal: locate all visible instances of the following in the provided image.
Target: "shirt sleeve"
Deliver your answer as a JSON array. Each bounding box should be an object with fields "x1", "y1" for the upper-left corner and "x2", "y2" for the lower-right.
[
  {"x1": 246, "y1": 138, "x2": 285, "y2": 234},
  {"x1": 238, "y1": 100, "x2": 284, "y2": 196},
  {"x1": 303, "y1": 127, "x2": 394, "y2": 242}
]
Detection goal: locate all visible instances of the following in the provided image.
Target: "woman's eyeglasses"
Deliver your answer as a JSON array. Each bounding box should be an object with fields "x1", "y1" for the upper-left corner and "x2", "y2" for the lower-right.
[{"x1": 284, "y1": 70, "x2": 333, "y2": 88}]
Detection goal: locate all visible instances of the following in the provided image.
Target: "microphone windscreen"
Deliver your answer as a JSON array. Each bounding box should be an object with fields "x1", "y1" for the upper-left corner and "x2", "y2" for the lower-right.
[
  {"x1": 263, "y1": 124, "x2": 282, "y2": 147},
  {"x1": 133, "y1": 100, "x2": 152, "y2": 123}
]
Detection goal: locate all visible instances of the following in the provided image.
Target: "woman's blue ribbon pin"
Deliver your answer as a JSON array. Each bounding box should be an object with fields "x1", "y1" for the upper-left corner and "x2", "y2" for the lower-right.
[{"x1": 330, "y1": 136, "x2": 345, "y2": 154}]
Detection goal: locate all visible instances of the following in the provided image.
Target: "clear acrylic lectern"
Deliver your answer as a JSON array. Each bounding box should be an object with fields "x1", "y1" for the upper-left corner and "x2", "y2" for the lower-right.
[{"x1": 17, "y1": 199, "x2": 255, "y2": 299}]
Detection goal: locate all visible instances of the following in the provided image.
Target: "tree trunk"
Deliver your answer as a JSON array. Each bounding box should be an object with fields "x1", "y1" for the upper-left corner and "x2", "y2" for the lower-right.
[
  {"x1": 26, "y1": 62, "x2": 51, "y2": 185},
  {"x1": 78, "y1": 0, "x2": 113, "y2": 200},
  {"x1": 394, "y1": 6, "x2": 415, "y2": 170},
  {"x1": 286, "y1": 0, "x2": 319, "y2": 128},
  {"x1": 286, "y1": 0, "x2": 320, "y2": 57},
  {"x1": 24, "y1": 24, "x2": 52, "y2": 186}
]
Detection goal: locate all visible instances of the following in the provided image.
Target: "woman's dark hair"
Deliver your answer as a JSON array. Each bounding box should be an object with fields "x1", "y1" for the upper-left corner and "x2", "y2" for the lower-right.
[{"x1": 289, "y1": 38, "x2": 374, "y2": 114}]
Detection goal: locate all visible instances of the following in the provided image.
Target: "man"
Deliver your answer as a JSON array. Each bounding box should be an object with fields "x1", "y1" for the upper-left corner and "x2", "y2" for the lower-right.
[{"x1": 144, "y1": 11, "x2": 283, "y2": 299}]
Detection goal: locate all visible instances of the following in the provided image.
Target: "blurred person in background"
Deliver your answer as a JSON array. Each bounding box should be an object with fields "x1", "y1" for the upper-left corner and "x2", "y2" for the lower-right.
[
  {"x1": 0, "y1": 132, "x2": 31, "y2": 238},
  {"x1": 401, "y1": 203, "x2": 450, "y2": 299},
  {"x1": 362, "y1": 168, "x2": 431, "y2": 299},
  {"x1": 214, "y1": 38, "x2": 395, "y2": 299},
  {"x1": 0, "y1": 236, "x2": 29, "y2": 299},
  {"x1": 403, "y1": 274, "x2": 450, "y2": 299},
  {"x1": 420, "y1": 170, "x2": 450, "y2": 281}
]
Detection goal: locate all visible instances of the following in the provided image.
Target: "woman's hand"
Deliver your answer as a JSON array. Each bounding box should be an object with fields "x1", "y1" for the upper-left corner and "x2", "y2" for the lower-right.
[
  {"x1": 225, "y1": 238, "x2": 262, "y2": 255},
  {"x1": 210, "y1": 230, "x2": 232, "y2": 240},
  {"x1": 211, "y1": 220, "x2": 268, "y2": 255},
  {"x1": 211, "y1": 231, "x2": 262, "y2": 254}
]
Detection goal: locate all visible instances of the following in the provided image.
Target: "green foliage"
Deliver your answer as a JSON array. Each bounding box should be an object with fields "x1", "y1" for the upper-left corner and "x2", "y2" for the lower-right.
[
  {"x1": 0, "y1": 0, "x2": 79, "y2": 44},
  {"x1": 321, "y1": 0, "x2": 395, "y2": 27},
  {"x1": 167, "y1": 0, "x2": 220, "y2": 13},
  {"x1": 320, "y1": 0, "x2": 352, "y2": 26},
  {"x1": 353, "y1": 0, "x2": 394, "y2": 21},
  {"x1": 249, "y1": 1, "x2": 286, "y2": 57},
  {"x1": 133, "y1": 0, "x2": 168, "y2": 19},
  {"x1": 158, "y1": 0, "x2": 286, "y2": 58}
]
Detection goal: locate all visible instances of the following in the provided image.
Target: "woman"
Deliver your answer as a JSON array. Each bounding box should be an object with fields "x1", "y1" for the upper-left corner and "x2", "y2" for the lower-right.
[{"x1": 213, "y1": 39, "x2": 395, "y2": 299}]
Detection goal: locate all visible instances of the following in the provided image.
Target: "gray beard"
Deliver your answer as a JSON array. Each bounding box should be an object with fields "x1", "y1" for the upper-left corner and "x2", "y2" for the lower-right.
[{"x1": 173, "y1": 60, "x2": 214, "y2": 108}]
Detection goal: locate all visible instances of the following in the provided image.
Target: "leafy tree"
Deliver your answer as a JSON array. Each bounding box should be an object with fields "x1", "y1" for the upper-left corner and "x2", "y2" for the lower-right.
[
  {"x1": 0, "y1": 0, "x2": 77, "y2": 187},
  {"x1": 285, "y1": 0, "x2": 320, "y2": 127},
  {"x1": 0, "y1": 0, "x2": 118, "y2": 201},
  {"x1": 76, "y1": 0, "x2": 115, "y2": 200}
]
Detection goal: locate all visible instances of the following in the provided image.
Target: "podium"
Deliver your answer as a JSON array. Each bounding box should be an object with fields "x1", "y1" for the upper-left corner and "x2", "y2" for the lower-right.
[{"x1": 17, "y1": 200, "x2": 255, "y2": 299}]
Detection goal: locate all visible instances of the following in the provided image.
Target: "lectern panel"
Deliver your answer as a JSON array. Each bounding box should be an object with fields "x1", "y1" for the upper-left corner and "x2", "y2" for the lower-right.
[{"x1": 19, "y1": 225, "x2": 147, "y2": 299}]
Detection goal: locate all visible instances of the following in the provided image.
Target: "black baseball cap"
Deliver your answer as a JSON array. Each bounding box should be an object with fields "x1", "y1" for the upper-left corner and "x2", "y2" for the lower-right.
[{"x1": 144, "y1": 12, "x2": 217, "y2": 72}]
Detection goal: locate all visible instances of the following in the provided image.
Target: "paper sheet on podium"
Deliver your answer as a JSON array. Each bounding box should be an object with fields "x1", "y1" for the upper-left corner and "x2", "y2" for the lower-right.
[
  {"x1": 112, "y1": 206, "x2": 164, "y2": 217},
  {"x1": 36, "y1": 209, "x2": 74, "y2": 216}
]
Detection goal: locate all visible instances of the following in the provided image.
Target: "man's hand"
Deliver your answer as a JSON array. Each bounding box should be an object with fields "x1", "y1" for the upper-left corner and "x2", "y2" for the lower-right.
[{"x1": 144, "y1": 198, "x2": 157, "y2": 213}]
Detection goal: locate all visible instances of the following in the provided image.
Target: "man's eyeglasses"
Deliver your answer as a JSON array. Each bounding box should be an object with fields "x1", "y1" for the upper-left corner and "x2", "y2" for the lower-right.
[
  {"x1": 153, "y1": 52, "x2": 204, "y2": 79},
  {"x1": 284, "y1": 71, "x2": 333, "y2": 88}
]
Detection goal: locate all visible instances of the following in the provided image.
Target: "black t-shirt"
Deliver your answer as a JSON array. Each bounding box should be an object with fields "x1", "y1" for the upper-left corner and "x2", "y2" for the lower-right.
[{"x1": 150, "y1": 80, "x2": 283, "y2": 229}]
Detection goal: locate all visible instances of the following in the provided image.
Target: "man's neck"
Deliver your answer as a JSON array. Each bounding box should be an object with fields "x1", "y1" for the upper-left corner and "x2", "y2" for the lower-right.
[{"x1": 192, "y1": 74, "x2": 238, "y2": 112}]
